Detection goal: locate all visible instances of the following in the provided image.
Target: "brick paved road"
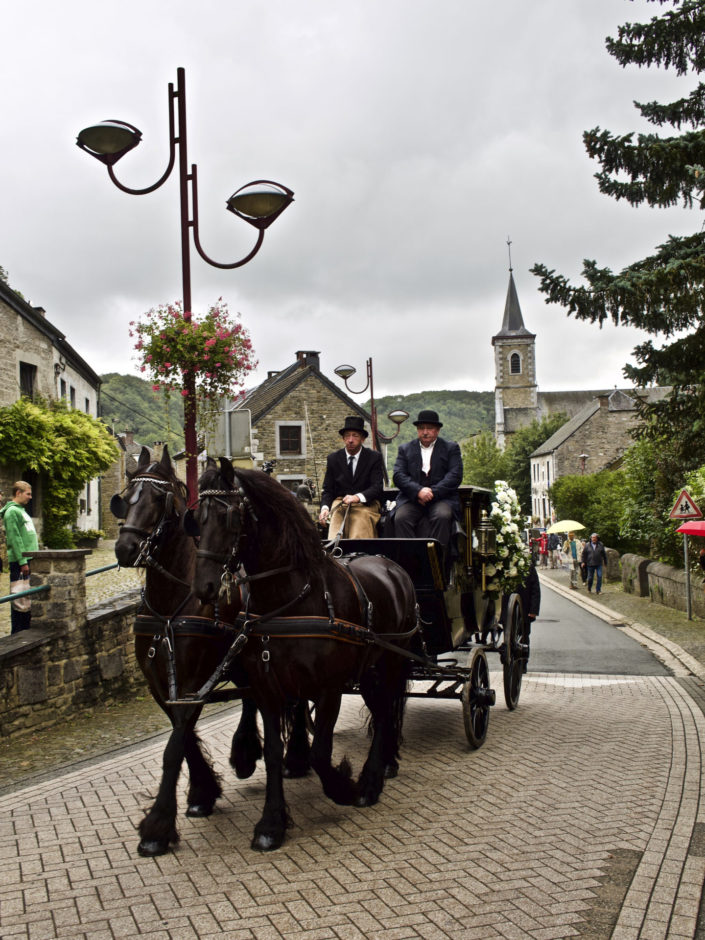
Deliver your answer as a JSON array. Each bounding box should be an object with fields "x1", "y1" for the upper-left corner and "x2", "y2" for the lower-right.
[{"x1": 2, "y1": 669, "x2": 704, "y2": 939}]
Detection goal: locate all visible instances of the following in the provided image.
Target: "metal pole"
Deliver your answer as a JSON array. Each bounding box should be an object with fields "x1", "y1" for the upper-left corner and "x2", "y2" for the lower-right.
[
  {"x1": 685, "y1": 533, "x2": 692, "y2": 620},
  {"x1": 368, "y1": 358, "x2": 378, "y2": 451},
  {"x1": 174, "y1": 67, "x2": 198, "y2": 500}
]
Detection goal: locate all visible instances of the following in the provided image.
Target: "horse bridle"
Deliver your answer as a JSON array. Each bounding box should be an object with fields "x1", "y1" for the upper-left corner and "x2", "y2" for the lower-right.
[
  {"x1": 115, "y1": 476, "x2": 184, "y2": 575},
  {"x1": 195, "y1": 483, "x2": 298, "y2": 605}
]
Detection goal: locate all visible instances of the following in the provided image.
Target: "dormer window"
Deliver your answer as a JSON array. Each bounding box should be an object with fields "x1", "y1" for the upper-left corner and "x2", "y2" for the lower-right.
[{"x1": 510, "y1": 353, "x2": 521, "y2": 375}]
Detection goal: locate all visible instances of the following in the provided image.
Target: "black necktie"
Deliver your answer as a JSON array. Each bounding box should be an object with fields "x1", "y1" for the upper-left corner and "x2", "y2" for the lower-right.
[{"x1": 348, "y1": 455, "x2": 354, "y2": 474}]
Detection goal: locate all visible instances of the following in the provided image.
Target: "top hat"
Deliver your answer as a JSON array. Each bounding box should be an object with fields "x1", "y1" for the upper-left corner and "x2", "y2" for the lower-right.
[
  {"x1": 413, "y1": 409, "x2": 443, "y2": 428},
  {"x1": 339, "y1": 415, "x2": 368, "y2": 437}
]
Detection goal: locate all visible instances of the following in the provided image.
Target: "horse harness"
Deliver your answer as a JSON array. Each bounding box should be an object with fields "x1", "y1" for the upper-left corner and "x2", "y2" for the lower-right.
[{"x1": 139, "y1": 480, "x2": 421, "y2": 705}]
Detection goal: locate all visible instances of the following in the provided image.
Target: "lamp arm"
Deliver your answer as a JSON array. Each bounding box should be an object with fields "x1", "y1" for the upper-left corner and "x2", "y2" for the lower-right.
[
  {"x1": 342, "y1": 377, "x2": 370, "y2": 395},
  {"x1": 106, "y1": 82, "x2": 178, "y2": 195},
  {"x1": 190, "y1": 165, "x2": 266, "y2": 269}
]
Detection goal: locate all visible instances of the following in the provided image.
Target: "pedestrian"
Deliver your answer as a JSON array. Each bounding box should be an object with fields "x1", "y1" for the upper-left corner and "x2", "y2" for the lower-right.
[
  {"x1": 581, "y1": 532, "x2": 608, "y2": 595},
  {"x1": 562, "y1": 531, "x2": 581, "y2": 589},
  {"x1": 0, "y1": 481, "x2": 38, "y2": 633},
  {"x1": 547, "y1": 531, "x2": 560, "y2": 568},
  {"x1": 538, "y1": 530, "x2": 548, "y2": 567}
]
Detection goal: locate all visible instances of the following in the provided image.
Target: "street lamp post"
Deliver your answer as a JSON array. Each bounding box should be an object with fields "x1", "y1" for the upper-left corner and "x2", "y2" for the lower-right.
[
  {"x1": 77, "y1": 67, "x2": 293, "y2": 498},
  {"x1": 333, "y1": 359, "x2": 408, "y2": 453}
]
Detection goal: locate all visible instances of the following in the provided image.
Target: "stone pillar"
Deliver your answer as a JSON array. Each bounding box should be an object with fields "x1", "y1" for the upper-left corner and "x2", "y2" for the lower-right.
[{"x1": 29, "y1": 549, "x2": 91, "y2": 635}]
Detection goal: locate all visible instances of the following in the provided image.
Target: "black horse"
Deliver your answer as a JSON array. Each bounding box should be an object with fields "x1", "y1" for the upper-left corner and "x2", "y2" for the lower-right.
[
  {"x1": 112, "y1": 446, "x2": 308, "y2": 857},
  {"x1": 191, "y1": 458, "x2": 418, "y2": 851}
]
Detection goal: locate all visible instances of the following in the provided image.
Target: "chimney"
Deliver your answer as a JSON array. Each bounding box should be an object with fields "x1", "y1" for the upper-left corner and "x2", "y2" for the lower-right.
[
  {"x1": 597, "y1": 394, "x2": 609, "y2": 410},
  {"x1": 124, "y1": 430, "x2": 134, "y2": 446},
  {"x1": 295, "y1": 350, "x2": 320, "y2": 370},
  {"x1": 32, "y1": 306, "x2": 46, "y2": 318}
]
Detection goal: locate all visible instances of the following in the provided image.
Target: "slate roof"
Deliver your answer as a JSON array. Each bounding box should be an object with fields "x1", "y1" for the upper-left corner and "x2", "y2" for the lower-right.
[
  {"x1": 492, "y1": 272, "x2": 535, "y2": 342},
  {"x1": 235, "y1": 352, "x2": 368, "y2": 425}
]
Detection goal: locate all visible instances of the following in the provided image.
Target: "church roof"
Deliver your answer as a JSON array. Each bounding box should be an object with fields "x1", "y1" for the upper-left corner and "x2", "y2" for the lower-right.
[{"x1": 492, "y1": 271, "x2": 535, "y2": 342}]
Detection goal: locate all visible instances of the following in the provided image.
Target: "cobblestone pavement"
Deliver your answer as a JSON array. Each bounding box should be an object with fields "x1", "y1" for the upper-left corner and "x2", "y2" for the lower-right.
[
  {"x1": 2, "y1": 670, "x2": 705, "y2": 939},
  {"x1": 4, "y1": 560, "x2": 705, "y2": 936}
]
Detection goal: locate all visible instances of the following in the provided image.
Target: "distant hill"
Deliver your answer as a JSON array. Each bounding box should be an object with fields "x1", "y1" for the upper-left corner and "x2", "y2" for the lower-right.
[
  {"x1": 100, "y1": 373, "x2": 185, "y2": 451},
  {"x1": 98, "y1": 376, "x2": 494, "y2": 462},
  {"x1": 371, "y1": 390, "x2": 494, "y2": 466}
]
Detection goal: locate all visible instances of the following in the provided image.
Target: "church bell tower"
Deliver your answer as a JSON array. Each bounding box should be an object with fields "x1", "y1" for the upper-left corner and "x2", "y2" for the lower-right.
[{"x1": 492, "y1": 249, "x2": 537, "y2": 448}]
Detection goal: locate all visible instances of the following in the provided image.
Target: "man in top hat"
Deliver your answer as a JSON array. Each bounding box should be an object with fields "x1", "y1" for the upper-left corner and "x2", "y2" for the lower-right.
[
  {"x1": 319, "y1": 415, "x2": 385, "y2": 539},
  {"x1": 392, "y1": 409, "x2": 463, "y2": 545}
]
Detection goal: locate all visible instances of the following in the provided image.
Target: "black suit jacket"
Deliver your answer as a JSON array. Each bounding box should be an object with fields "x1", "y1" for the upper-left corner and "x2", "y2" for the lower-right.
[
  {"x1": 320, "y1": 446, "x2": 385, "y2": 509},
  {"x1": 393, "y1": 437, "x2": 463, "y2": 514}
]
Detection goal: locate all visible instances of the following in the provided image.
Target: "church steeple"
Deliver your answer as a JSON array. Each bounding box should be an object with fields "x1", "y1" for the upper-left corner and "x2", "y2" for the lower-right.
[{"x1": 492, "y1": 245, "x2": 538, "y2": 448}]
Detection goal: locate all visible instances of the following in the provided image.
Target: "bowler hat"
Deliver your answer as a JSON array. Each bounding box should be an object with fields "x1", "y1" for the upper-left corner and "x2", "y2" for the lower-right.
[
  {"x1": 413, "y1": 409, "x2": 443, "y2": 428},
  {"x1": 339, "y1": 415, "x2": 368, "y2": 437}
]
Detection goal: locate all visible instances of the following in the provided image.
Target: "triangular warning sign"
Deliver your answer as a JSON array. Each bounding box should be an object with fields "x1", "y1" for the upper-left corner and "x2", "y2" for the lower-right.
[{"x1": 669, "y1": 489, "x2": 703, "y2": 520}]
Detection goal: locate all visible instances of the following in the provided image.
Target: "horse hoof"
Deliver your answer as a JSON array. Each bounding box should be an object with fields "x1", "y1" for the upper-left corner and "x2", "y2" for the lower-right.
[
  {"x1": 185, "y1": 803, "x2": 213, "y2": 818},
  {"x1": 231, "y1": 758, "x2": 257, "y2": 780},
  {"x1": 384, "y1": 762, "x2": 399, "y2": 779},
  {"x1": 137, "y1": 839, "x2": 170, "y2": 857},
  {"x1": 283, "y1": 763, "x2": 310, "y2": 779},
  {"x1": 251, "y1": 832, "x2": 283, "y2": 852}
]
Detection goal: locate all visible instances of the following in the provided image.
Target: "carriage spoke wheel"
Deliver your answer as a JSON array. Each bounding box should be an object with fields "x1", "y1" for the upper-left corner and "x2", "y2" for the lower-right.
[
  {"x1": 502, "y1": 593, "x2": 528, "y2": 711},
  {"x1": 462, "y1": 649, "x2": 495, "y2": 749}
]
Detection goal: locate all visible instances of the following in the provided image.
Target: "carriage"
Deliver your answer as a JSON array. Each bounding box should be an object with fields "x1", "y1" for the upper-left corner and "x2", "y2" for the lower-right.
[
  {"x1": 113, "y1": 451, "x2": 530, "y2": 856},
  {"x1": 335, "y1": 483, "x2": 530, "y2": 748}
]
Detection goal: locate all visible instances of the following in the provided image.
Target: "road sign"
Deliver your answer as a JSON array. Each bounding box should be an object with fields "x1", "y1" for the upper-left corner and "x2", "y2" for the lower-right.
[{"x1": 669, "y1": 489, "x2": 703, "y2": 520}]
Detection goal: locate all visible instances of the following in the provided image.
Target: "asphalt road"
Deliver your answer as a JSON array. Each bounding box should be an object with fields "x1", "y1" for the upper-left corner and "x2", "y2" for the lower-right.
[{"x1": 529, "y1": 581, "x2": 671, "y2": 676}]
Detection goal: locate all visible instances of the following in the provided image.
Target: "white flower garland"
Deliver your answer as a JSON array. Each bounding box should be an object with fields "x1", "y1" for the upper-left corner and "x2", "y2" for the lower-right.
[{"x1": 483, "y1": 480, "x2": 531, "y2": 594}]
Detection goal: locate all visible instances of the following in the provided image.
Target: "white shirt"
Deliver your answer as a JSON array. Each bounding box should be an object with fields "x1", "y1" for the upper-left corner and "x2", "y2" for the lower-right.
[{"x1": 420, "y1": 440, "x2": 436, "y2": 475}]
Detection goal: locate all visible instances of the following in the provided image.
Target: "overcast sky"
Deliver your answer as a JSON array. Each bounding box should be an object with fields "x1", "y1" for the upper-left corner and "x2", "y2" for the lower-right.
[{"x1": 1, "y1": 1, "x2": 696, "y2": 401}]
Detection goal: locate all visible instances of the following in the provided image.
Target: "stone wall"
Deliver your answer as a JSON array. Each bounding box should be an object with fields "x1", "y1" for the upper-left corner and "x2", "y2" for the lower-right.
[
  {"x1": 554, "y1": 400, "x2": 638, "y2": 479},
  {"x1": 620, "y1": 552, "x2": 705, "y2": 618},
  {"x1": 0, "y1": 549, "x2": 142, "y2": 738}
]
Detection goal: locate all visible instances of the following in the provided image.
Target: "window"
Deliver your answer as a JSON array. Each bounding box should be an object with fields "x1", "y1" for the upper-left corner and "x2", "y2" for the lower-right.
[
  {"x1": 510, "y1": 353, "x2": 521, "y2": 375},
  {"x1": 60, "y1": 378, "x2": 67, "y2": 398},
  {"x1": 277, "y1": 475, "x2": 305, "y2": 493},
  {"x1": 19, "y1": 362, "x2": 37, "y2": 398},
  {"x1": 85, "y1": 398, "x2": 90, "y2": 414},
  {"x1": 69, "y1": 386, "x2": 76, "y2": 408},
  {"x1": 276, "y1": 421, "x2": 306, "y2": 458}
]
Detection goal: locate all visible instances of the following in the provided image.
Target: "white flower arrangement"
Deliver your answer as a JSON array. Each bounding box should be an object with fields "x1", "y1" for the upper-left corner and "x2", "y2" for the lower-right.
[{"x1": 485, "y1": 480, "x2": 531, "y2": 594}]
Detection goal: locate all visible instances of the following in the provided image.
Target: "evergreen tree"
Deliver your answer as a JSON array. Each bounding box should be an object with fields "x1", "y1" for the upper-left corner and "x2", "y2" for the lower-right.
[
  {"x1": 462, "y1": 431, "x2": 507, "y2": 490},
  {"x1": 531, "y1": 0, "x2": 705, "y2": 467}
]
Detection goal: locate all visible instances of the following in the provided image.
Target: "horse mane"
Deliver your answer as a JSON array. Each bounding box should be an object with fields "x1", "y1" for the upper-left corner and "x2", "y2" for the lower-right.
[
  {"x1": 128, "y1": 457, "x2": 190, "y2": 507},
  {"x1": 199, "y1": 464, "x2": 324, "y2": 574}
]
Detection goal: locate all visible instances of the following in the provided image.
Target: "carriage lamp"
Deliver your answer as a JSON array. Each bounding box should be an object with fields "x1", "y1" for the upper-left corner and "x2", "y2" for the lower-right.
[
  {"x1": 476, "y1": 510, "x2": 497, "y2": 557},
  {"x1": 476, "y1": 509, "x2": 497, "y2": 592},
  {"x1": 76, "y1": 67, "x2": 294, "y2": 500}
]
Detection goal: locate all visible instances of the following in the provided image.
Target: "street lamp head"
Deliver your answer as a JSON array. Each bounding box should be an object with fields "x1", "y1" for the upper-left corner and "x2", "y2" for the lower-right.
[
  {"x1": 76, "y1": 120, "x2": 142, "y2": 166},
  {"x1": 334, "y1": 364, "x2": 356, "y2": 381},
  {"x1": 387, "y1": 409, "x2": 409, "y2": 427},
  {"x1": 226, "y1": 180, "x2": 294, "y2": 230}
]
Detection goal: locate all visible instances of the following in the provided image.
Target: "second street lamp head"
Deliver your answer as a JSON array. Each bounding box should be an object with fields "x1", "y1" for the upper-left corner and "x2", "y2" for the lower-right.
[
  {"x1": 334, "y1": 364, "x2": 356, "y2": 381},
  {"x1": 226, "y1": 180, "x2": 294, "y2": 230},
  {"x1": 388, "y1": 410, "x2": 409, "y2": 427},
  {"x1": 76, "y1": 120, "x2": 142, "y2": 166}
]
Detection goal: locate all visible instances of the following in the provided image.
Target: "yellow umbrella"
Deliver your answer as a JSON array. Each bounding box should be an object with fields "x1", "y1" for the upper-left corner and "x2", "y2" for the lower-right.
[{"x1": 547, "y1": 520, "x2": 585, "y2": 534}]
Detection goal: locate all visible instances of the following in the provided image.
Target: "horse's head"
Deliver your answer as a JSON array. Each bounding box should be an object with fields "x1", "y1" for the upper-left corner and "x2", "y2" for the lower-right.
[
  {"x1": 190, "y1": 456, "x2": 247, "y2": 603},
  {"x1": 112, "y1": 445, "x2": 188, "y2": 567}
]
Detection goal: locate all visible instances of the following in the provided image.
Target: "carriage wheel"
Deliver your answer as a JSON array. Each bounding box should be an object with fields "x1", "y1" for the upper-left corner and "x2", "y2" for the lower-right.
[
  {"x1": 502, "y1": 593, "x2": 528, "y2": 711},
  {"x1": 462, "y1": 649, "x2": 495, "y2": 749}
]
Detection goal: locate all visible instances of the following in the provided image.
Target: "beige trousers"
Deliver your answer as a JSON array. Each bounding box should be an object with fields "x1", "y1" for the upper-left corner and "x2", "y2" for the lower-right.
[{"x1": 327, "y1": 498, "x2": 381, "y2": 539}]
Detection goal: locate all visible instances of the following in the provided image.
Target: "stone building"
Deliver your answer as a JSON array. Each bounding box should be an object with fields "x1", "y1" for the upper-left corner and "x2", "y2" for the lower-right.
[
  {"x1": 529, "y1": 388, "x2": 669, "y2": 523},
  {"x1": 0, "y1": 278, "x2": 103, "y2": 537},
  {"x1": 100, "y1": 432, "x2": 157, "y2": 539},
  {"x1": 233, "y1": 350, "x2": 371, "y2": 501}
]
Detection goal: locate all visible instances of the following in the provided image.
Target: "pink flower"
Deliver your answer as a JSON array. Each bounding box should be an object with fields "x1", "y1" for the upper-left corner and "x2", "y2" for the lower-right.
[
  {"x1": 164, "y1": 362, "x2": 172, "y2": 369},
  {"x1": 152, "y1": 384, "x2": 160, "y2": 391},
  {"x1": 181, "y1": 389, "x2": 189, "y2": 397}
]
